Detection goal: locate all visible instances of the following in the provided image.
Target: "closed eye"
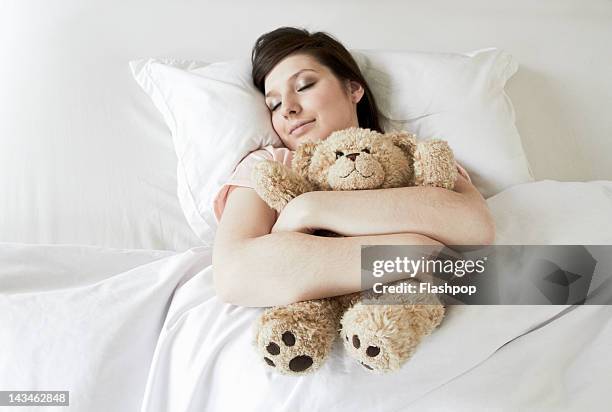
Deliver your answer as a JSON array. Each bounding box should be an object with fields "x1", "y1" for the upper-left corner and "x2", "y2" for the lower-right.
[
  {"x1": 270, "y1": 83, "x2": 315, "y2": 112},
  {"x1": 298, "y1": 83, "x2": 314, "y2": 92}
]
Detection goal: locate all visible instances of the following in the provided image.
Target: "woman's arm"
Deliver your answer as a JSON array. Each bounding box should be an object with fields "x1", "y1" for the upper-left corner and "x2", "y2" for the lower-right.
[
  {"x1": 212, "y1": 186, "x2": 445, "y2": 307},
  {"x1": 272, "y1": 174, "x2": 495, "y2": 246}
]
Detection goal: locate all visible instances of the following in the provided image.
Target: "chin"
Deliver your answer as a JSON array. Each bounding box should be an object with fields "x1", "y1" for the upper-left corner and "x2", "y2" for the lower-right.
[{"x1": 307, "y1": 130, "x2": 329, "y2": 142}]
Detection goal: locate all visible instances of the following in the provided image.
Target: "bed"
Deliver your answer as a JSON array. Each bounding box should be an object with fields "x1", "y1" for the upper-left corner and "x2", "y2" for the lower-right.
[{"x1": 1, "y1": 1, "x2": 611, "y2": 411}]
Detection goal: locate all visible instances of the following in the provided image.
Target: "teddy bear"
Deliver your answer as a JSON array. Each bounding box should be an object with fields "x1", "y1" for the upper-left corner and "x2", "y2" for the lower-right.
[{"x1": 250, "y1": 127, "x2": 457, "y2": 375}]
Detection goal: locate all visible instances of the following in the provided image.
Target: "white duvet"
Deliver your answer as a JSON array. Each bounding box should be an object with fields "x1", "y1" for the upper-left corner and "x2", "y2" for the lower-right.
[{"x1": 1, "y1": 180, "x2": 611, "y2": 412}]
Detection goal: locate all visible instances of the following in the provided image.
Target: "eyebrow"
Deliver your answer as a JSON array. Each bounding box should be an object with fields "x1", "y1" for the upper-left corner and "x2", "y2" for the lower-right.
[{"x1": 265, "y1": 69, "x2": 318, "y2": 98}]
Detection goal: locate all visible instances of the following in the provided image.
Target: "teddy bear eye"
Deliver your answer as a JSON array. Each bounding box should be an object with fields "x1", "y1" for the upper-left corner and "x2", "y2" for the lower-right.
[
  {"x1": 362, "y1": 148, "x2": 371, "y2": 154},
  {"x1": 335, "y1": 151, "x2": 344, "y2": 159}
]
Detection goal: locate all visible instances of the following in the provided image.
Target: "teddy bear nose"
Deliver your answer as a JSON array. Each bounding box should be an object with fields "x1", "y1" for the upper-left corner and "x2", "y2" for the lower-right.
[{"x1": 346, "y1": 152, "x2": 360, "y2": 161}]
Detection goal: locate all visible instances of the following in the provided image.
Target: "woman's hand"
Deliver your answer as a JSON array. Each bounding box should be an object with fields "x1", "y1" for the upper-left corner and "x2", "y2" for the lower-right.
[{"x1": 271, "y1": 192, "x2": 317, "y2": 235}]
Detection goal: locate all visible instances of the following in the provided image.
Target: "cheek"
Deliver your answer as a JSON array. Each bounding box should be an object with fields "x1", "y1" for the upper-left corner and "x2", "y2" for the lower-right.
[
  {"x1": 271, "y1": 114, "x2": 281, "y2": 130},
  {"x1": 271, "y1": 114, "x2": 286, "y2": 138},
  {"x1": 313, "y1": 89, "x2": 338, "y2": 112},
  {"x1": 271, "y1": 116, "x2": 298, "y2": 149},
  {"x1": 316, "y1": 89, "x2": 352, "y2": 122}
]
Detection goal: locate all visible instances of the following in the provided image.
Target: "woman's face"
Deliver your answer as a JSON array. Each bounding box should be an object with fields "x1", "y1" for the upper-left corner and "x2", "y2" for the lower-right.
[{"x1": 264, "y1": 53, "x2": 364, "y2": 150}]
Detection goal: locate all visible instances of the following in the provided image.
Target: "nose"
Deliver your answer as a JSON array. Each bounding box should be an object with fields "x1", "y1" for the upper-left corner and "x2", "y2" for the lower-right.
[
  {"x1": 281, "y1": 98, "x2": 300, "y2": 118},
  {"x1": 346, "y1": 152, "x2": 360, "y2": 161}
]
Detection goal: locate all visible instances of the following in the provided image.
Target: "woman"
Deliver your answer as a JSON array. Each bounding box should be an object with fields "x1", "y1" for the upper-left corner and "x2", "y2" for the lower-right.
[{"x1": 212, "y1": 27, "x2": 495, "y2": 307}]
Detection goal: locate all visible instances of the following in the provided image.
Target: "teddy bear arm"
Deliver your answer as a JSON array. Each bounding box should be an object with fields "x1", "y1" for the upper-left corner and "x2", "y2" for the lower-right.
[
  {"x1": 413, "y1": 140, "x2": 458, "y2": 190},
  {"x1": 251, "y1": 160, "x2": 314, "y2": 212}
]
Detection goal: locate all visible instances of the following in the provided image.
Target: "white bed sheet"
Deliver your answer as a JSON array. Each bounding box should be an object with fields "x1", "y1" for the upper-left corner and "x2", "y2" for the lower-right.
[
  {"x1": 408, "y1": 304, "x2": 612, "y2": 411},
  {"x1": 0, "y1": 244, "x2": 210, "y2": 412},
  {"x1": 1, "y1": 180, "x2": 611, "y2": 412},
  {"x1": 488, "y1": 180, "x2": 612, "y2": 245}
]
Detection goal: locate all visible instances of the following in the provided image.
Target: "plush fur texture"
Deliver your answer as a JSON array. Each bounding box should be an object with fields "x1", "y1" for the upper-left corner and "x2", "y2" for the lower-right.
[{"x1": 251, "y1": 127, "x2": 457, "y2": 375}]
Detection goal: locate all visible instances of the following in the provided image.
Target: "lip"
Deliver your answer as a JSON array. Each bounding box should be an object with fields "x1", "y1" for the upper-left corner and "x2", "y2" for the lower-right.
[{"x1": 290, "y1": 119, "x2": 315, "y2": 135}]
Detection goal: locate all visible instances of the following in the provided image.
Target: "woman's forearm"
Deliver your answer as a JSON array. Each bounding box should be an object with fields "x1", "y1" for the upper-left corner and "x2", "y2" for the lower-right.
[
  {"x1": 216, "y1": 231, "x2": 444, "y2": 307},
  {"x1": 299, "y1": 177, "x2": 495, "y2": 245}
]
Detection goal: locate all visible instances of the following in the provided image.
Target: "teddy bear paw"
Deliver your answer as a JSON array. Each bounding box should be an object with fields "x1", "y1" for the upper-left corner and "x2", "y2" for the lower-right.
[
  {"x1": 340, "y1": 305, "x2": 417, "y2": 373},
  {"x1": 261, "y1": 330, "x2": 315, "y2": 373},
  {"x1": 254, "y1": 305, "x2": 338, "y2": 375},
  {"x1": 340, "y1": 299, "x2": 445, "y2": 373},
  {"x1": 343, "y1": 329, "x2": 389, "y2": 372}
]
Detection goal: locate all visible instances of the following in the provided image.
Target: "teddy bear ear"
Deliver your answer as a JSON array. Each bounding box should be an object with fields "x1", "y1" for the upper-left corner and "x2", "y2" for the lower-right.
[
  {"x1": 293, "y1": 141, "x2": 318, "y2": 177},
  {"x1": 389, "y1": 131, "x2": 417, "y2": 158}
]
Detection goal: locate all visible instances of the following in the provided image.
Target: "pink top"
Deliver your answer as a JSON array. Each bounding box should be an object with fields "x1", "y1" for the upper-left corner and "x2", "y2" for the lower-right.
[{"x1": 213, "y1": 146, "x2": 472, "y2": 222}]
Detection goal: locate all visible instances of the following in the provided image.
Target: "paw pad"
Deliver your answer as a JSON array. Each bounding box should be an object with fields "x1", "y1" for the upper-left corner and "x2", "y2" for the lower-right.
[
  {"x1": 349, "y1": 333, "x2": 382, "y2": 371},
  {"x1": 360, "y1": 362, "x2": 373, "y2": 370},
  {"x1": 266, "y1": 342, "x2": 280, "y2": 355},
  {"x1": 282, "y1": 331, "x2": 296, "y2": 346},
  {"x1": 288, "y1": 355, "x2": 313, "y2": 372},
  {"x1": 366, "y1": 346, "x2": 380, "y2": 357},
  {"x1": 263, "y1": 331, "x2": 314, "y2": 373}
]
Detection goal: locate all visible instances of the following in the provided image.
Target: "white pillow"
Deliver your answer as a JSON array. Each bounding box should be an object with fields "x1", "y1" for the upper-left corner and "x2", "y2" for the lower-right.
[
  {"x1": 352, "y1": 48, "x2": 533, "y2": 199},
  {"x1": 130, "y1": 49, "x2": 533, "y2": 243},
  {"x1": 129, "y1": 58, "x2": 283, "y2": 245}
]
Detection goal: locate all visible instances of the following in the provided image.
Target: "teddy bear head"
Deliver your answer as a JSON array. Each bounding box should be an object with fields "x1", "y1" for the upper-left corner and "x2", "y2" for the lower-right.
[{"x1": 292, "y1": 127, "x2": 417, "y2": 191}]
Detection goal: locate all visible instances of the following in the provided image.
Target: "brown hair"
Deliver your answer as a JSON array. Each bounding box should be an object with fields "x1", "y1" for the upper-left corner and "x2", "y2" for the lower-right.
[{"x1": 251, "y1": 26, "x2": 384, "y2": 133}]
